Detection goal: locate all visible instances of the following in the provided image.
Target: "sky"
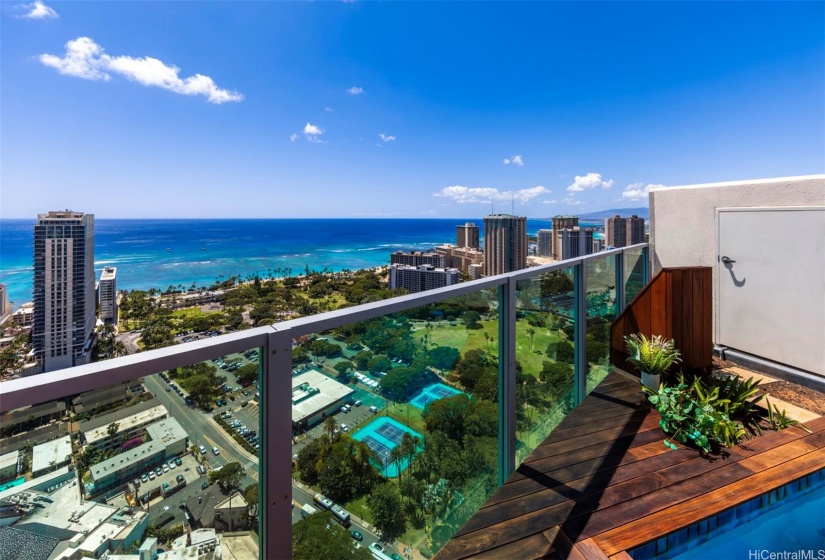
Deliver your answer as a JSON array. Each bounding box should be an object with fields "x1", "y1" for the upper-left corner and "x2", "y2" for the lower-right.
[{"x1": 1, "y1": 1, "x2": 823, "y2": 219}]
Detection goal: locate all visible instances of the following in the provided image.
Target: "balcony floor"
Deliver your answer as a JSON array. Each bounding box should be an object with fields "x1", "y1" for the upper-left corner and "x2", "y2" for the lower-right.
[{"x1": 435, "y1": 369, "x2": 825, "y2": 560}]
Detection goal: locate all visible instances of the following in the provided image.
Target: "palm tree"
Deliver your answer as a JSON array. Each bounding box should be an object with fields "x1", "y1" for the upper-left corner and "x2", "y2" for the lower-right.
[
  {"x1": 322, "y1": 417, "x2": 338, "y2": 445},
  {"x1": 400, "y1": 433, "x2": 419, "y2": 478},
  {"x1": 353, "y1": 441, "x2": 379, "y2": 488},
  {"x1": 389, "y1": 445, "x2": 405, "y2": 484}
]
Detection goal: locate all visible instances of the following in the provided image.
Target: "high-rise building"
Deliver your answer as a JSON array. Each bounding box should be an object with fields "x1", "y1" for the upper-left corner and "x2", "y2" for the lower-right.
[
  {"x1": 456, "y1": 222, "x2": 480, "y2": 249},
  {"x1": 551, "y1": 216, "x2": 580, "y2": 260},
  {"x1": 99, "y1": 267, "x2": 118, "y2": 324},
  {"x1": 605, "y1": 214, "x2": 646, "y2": 247},
  {"x1": 626, "y1": 214, "x2": 646, "y2": 245},
  {"x1": 605, "y1": 215, "x2": 627, "y2": 248},
  {"x1": 389, "y1": 251, "x2": 445, "y2": 268},
  {"x1": 537, "y1": 229, "x2": 553, "y2": 258},
  {"x1": 0, "y1": 284, "x2": 10, "y2": 326},
  {"x1": 390, "y1": 264, "x2": 460, "y2": 293},
  {"x1": 556, "y1": 227, "x2": 596, "y2": 260},
  {"x1": 483, "y1": 214, "x2": 527, "y2": 276},
  {"x1": 33, "y1": 211, "x2": 96, "y2": 373}
]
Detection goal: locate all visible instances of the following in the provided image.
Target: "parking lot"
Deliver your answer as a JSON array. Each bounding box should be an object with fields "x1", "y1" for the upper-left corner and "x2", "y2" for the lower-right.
[{"x1": 129, "y1": 453, "x2": 204, "y2": 504}]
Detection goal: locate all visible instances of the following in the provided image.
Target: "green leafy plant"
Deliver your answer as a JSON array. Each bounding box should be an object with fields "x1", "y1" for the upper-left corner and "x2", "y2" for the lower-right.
[
  {"x1": 643, "y1": 375, "x2": 746, "y2": 454},
  {"x1": 766, "y1": 398, "x2": 812, "y2": 434},
  {"x1": 624, "y1": 334, "x2": 682, "y2": 377},
  {"x1": 703, "y1": 374, "x2": 765, "y2": 435}
]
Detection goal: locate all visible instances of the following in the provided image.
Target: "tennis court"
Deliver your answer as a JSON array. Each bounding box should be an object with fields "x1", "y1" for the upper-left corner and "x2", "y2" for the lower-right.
[
  {"x1": 352, "y1": 417, "x2": 422, "y2": 478},
  {"x1": 408, "y1": 382, "x2": 464, "y2": 410}
]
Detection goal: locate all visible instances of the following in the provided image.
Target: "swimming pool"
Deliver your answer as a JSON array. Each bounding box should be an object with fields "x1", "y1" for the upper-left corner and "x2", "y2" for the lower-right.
[
  {"x1": 352, "y1": 417, "x2": 422, "y2": 478},
  {"x1": 630, "y1": 468, "x2": 825, "y2": 559},
  {"x1": 408, "y1": 382, "x2": 464, "y2": 410}
]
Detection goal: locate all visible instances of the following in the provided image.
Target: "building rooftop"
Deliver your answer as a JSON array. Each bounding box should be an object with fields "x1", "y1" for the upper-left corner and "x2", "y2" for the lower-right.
[
  {"x1": 144, "y1": 417, "x2": 187, "y2": 446},
  {"x1": 31, "y1": 436, "x2": 72, "y2": 474},
  {"x1": 0, "y1": 450, "x2": 19, "y2": 471},
  {"x1": 78, "y1": 398, "x2": 161, "y2": 434},
  {"x1": 100, "y1": 267, "x2": 117, "y2": 281},
  {"x1": 82, "y1": 402, "x2": 168, "y2": 447},
  {"x1": 0, "y1": 526, "x2": 61, "y2": 560},
  {"x1": 291, "y1": 370, "x2": 353, "y2": 425}
]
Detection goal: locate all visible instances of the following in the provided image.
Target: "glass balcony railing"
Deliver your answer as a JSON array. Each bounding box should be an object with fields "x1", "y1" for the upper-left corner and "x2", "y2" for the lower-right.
[{"x1": 0, "y1": 244, "x2": 647, "y2": 560}]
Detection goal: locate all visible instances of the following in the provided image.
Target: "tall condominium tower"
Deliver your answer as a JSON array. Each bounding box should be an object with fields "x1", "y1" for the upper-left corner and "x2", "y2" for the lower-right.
[
  {"x1": 626, "y1": 215, "x2": 646, "y2": 245},
  {"x1": 556, "y1": 227, "x2": 597, "y2": 260},
  {"x1": 456, "y1": 222, "x2": 480, "y2": 249},
  {"x1": 0, "y1": 284, "x2": 10, "y2": 326},
  {"x1": 537, "y1": 229, "x2": 553, "y2": 258},
  {"x1": 390, "y1": 264, "x2": 460, "y2": 294},
  {"x1": 33, "y1": 211, "x2": 96, "y2": 373},
  {"x1": 605, "y1": 215, "x2": 628, "y2": 248},
  {"x1": 551, "y1": 216, "x2": 580, "y2": 260},
  {"x1": 99, "y1": 267, "x2": 118, "y2": 325},
  {"x1": 605, "y1": 214, "x2": 646, "y2": 247},
  {"x1": 483, "y1": 214, "x2": 527, "y2": 276},
  {"x1": 389, "y1": 251, "x2": 445, "y2": 268}
]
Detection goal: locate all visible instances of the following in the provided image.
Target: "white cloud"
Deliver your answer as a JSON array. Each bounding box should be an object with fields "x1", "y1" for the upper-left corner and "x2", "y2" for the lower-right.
[
  {"x1": 21, "y1": 1, "x2": 58, "y2": 19},
  {"x1": 503, "y1": 155, "x2": 524, "y2": 166},
  {"x1": 300, "y1": 122, "x2": 326, "y2": 143},
  {"x1": 324, "y1": 107, "x2": 334, "y2": 112},
  {"x1": 303, "y1": 122, "x2": 324, "y2": 135},
  {"x1": 621, "y1": 182, "x2": 666, "y2": 201},
  {"x1": 434, "y1": 185, "x2": 549, "y2": 204},
  {"x1": 541, "y1": 200, "x2": 560, "y2": 204},
  {"x1": 563, "y1": 197, "x2": 585, "y2": 206},
  {"x1": 290, "y1": 133, "x2": 299, "y2": 143},
  {"x1": 347, "y1": 86, "x2": 364, "y2": 95},
  {"x1": 379, "y1": 133, "x2": 396, "y2": 142},
  {"x1": 38, "y1": 37, "x2": 243, "y2": 104},
  {"x1": 566, "y1": 172, "x2": 614, "y2": 192}
]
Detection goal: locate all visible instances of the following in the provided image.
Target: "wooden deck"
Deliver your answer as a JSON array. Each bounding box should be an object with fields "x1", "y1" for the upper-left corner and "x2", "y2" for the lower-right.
[{"x1": 434, "y1": 369, "x2": 825, "y2": 560}]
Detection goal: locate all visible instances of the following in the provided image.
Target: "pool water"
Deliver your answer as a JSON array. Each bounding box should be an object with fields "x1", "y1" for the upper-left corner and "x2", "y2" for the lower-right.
[
  {"x1": 408, "y1": 382, "x2": 464, "y2": 410},
  {"x1": 351, "y1": 417, "x2": 423, "y2": 478},
  {"x1": 0, "y1": 477, "x2": 25, "y2": 493},
  {"x1": 631, "y1": 469, "x2": 825, "y2": 559}
]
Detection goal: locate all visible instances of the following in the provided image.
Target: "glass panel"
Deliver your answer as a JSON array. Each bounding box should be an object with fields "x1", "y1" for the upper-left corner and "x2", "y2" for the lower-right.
[
  {"x1": 514, "y1": 268, "x2": 576, "y2": 466},
  {"x1": 290, "y1": 288, "x2": 499, "y2": 558},
  {"x1": 586, "y1": 255, "x2": 618, "y2": 393},
  {"x1": 0, "y1": 352, "x2": 262, "y2": 559},
  {"x1": 623, "y1": 247, "x2": 646, "y2": 307}
]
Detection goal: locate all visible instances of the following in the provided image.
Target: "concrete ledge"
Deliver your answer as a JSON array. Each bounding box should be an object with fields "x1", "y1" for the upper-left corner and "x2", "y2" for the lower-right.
[{"x1": 716, "y1": 346, "x2": 825, "y2": 394}]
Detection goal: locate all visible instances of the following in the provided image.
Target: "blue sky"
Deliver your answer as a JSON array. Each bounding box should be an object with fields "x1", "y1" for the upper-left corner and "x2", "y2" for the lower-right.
[{"x1": 1, "y1": 1, "x2": 823, "y2": 219}]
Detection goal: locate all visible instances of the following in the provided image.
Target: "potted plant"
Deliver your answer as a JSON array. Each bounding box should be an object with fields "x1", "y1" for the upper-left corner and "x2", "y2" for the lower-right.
[{"x1": 624, "y1": 333, "x2": 681, "y2": 390}]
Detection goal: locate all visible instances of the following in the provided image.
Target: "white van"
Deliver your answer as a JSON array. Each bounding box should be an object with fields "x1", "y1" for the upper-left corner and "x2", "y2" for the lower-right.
[{"x1": 199, "y1": 445, "x2": 207, "y2": 455}]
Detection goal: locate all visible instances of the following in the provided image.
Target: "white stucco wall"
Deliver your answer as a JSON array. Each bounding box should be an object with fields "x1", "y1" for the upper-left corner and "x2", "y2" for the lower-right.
[{"x1": 649, "y1": 175, "x2": 825, "y2": 346}]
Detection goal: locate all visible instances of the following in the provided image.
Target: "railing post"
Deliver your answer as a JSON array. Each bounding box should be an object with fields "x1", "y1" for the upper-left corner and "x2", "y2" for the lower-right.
[
  {"x1": 573, "y1": 262, "x2": 588, "y2": 405},
  {"x1": 498, "y1": 279, "x2": 516, "y2": 484},
  {"x1": 642, "y1": 245, "x2": 650, "y2": 285},
  {"x1": 260, "y1": 327, "x2": 293, "y2": 560},
  {"x1": 615, "y1": 251, "x2": 625, "y2": 312}
]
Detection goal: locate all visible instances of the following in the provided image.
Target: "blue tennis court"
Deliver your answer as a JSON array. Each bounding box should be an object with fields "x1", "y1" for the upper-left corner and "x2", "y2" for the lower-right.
[
  {"x1": 408, "y1": 382, "x2": 464, "y2": 410},
  {"x1": 352, "y1": 417, "x2": 422, "y2": 478}
]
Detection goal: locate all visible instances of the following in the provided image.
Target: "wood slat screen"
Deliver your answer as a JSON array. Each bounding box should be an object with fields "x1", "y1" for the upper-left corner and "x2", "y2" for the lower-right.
[{"x1": 611, "y1": 267, "x2": 713, "y2": 375}]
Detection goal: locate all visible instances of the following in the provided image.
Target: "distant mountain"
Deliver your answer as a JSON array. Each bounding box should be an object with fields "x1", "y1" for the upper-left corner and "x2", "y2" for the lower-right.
[{"x1": 574, "y1": 207, "x2": 649, "y2": 222}]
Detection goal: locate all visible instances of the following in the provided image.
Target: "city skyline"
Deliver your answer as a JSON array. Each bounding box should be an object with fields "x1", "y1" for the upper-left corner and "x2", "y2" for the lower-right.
[{"x1": 1, "y1": 2, "x2": 823, "y2": 219}]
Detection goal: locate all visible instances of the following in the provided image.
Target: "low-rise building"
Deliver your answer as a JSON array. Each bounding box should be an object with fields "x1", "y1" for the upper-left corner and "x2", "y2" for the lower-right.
[
  {"x1": 71, "y1": 381, "x2": 134, "y2": 414},
  {"x1": 80, "y1": 399, "x2": 167, "y2": 451},
  {"x1": 88, "y1": 417, "x2": 187, "y2": 496},
  {"x1": 31, "y1": 435, "x2": 72, "y2": 477},
  {"x1": 0, "y1": 451, "x2": 19, "y2": 482},
  {"x1": 291, "y1": 370, "x2": 354, "y2": 430},
  {"x1": 0, "y1": 401, "x2": 66, "y2": 433},
  {"x1": 11, "y1": 303, "x2": 34, "y2": 327},
  {"x1": 157, "y1": 529, "x2": 222, "y2": 560},
  {"x1": 213, "y1": 493, "x2": 248, "y2": 531}
]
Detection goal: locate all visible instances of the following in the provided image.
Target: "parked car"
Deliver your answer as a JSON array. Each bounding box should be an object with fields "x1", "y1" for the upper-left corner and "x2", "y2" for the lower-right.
[
  {"x1": 157, "y1": 467, "x2": 164, "y2": 475},
  {"x1": 354, "y1": 400, "x2": 362, "y2": 407},
  {"x1": 148, "y1": 471, "x2": 156, "y2": 480},
  {"x1": 197, "y1": 465, "x2": 207, "y2": 475},
  {"x1": 141, "y1": 474, "x2": 149, "y2": 483},
  {"x1": 351, "y1": 530, "x2": 363, "y2": 541},
  {"x1": 369, "y1": 406, "x2": 379, "y2": 413},
  {"x1": 175, "y1": 457, "x2": 182, "y2": 466},
  {"x1": 162, "y1": 464, "x2": 169, "y2": 473},
  {"x1": 168, "y1": 460, "x2": 176, "y2": 469}
]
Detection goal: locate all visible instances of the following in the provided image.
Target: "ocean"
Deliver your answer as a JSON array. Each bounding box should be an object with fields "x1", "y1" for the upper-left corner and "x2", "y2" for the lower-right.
[{"x1": 0, "y1": 218, "x2": 596, "y2": 310}]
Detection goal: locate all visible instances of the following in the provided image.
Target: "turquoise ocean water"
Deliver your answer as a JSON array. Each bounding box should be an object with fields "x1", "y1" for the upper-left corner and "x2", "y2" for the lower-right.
[{"x1": 1, "y1": 218, "x2": 600, "y2": 310}]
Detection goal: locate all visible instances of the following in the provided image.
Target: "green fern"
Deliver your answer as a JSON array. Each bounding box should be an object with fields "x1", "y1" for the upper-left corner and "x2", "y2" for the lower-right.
[{"x1": 624, "y1": 333, "x2": 682, "y2": 376}]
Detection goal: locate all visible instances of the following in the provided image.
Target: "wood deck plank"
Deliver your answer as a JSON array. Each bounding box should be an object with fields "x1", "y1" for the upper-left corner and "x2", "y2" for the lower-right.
[{"x1": 433, "y1": 372, "x2": 825, "y2": 560}]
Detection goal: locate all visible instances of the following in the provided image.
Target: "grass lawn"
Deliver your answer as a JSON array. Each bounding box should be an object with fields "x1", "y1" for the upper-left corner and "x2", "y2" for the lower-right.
[
  {"x1": 344, "y1": 495, "x2": 374, "y2": 525},
  {"x1": 414, "y1": 319, "x2": 567, "y2": 376}
]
